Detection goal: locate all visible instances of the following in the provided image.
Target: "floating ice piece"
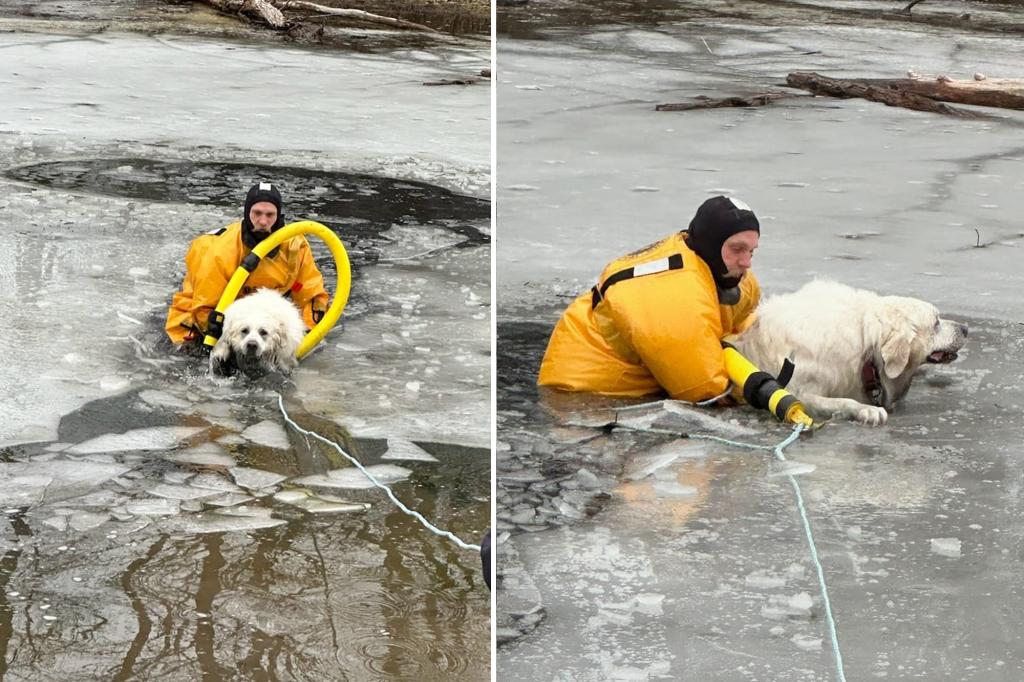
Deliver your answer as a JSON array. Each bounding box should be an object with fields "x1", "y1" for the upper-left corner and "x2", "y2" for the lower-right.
[
  {"x1": 193, "y1": 402, "x2": 233, "y2": 419},
  {"x1": 189, "y1": 473, "x2": 243, "y2": 493},
  {"x1": 791, "y1": 633, "x2": 822, "y2": 651},
  {"x1": 301, "y1": 500, "x2": 370, "y2": 514},
  {"x1": 161, "y1": 512, "x2": 287, "y2": 534},
  {"x1": 292, "y1": 464, "x2": 412, "y2": 490},
  {"x1": 631, "y1": 186, "x2": 660, "y2": 192},
  {"x1": 230, "y1": 467, "x2": 287, "y2": 490},
  {"x1": 505, "y1": 184, "x2": 539, "y2": 191},
  {"x1": 616, "y1": 400, "x2": 758, "y2": 439},
  {"x1": 162, "y1": 471, "x2": 193, "y2": 485},
  {"x1": 67, "y1": 426, "x2": 206, "y2": 455},
  {"x1": 273, "y1": 490, "x2": 309, "y2": 504},
  {"x1": 240, "y1": 420, "x2": 291, "y2": 449},
  {"x1": 381, "y1": 439, "x2": 439, "y2": 463},
  {"x1": 0, "y1": 474, "x2": 51, "y2": 507},
  {"x1": 203, "y1": 493, "x2": 252, "y2": 508},
  {"x1": 762, "y1": 592, "x2": 814, "y2": 620},
  {"x1": 68, "y1": 511, "x2": 109, "y2": 532},
  {"x1": 930, "y1": 537, "x2": 962, "y2": 558},
  {"x1": 625, "y1": 440, "x2": 708, "y2": 480},
  {"x1": 788, "y1": 592, "x2": 813, "y2": 611},
  {"x1": 125, "y1": 498, "x2": 181, "y2": 516},
  {"x1": 273, "y1": 490, "x2": 370, "y2": 514},
  {"x1": 210, "y1": 505, "x2": 274, "y2": 518},
  {"x1": 138, "y1": 390, "x2": 191, "y2": 409},
  {"x1": 1, "y1": 462, "x2": 131, "y2": 506},
  {"x1": 148, "y1": 484, "x2": 222, "y2": 501},
  {"x1": 42, "y1": 516, "x2": 68, "y2": 531},
  {"x1": 99, "y1": 376, "x2": 130, "y2": 392}
]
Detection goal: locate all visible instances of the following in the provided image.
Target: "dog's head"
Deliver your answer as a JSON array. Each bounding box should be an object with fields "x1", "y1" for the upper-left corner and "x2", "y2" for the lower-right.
[
  {"x1": 871, "y1": 296, "x2": 968, "y2": 409},
  {"x1": 210, "y1": 290, "x2": 304, "y2": 378}
]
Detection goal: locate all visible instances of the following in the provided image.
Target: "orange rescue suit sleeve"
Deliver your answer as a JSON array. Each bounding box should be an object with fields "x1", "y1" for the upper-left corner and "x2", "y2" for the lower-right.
[
  {"x1": 289, "y1": 238, "x2": 330, "y2": 325},
  {"x1": 164, "y1": 231, "x2": 233, "y2": 344}
]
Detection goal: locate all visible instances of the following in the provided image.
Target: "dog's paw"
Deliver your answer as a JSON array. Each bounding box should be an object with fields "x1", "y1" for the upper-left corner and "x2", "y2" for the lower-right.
[
  {"x1": 209, "y1": 345, "x2": 237, "y2": 377},
  {"x1": 854, "y1": 405, "x2": 888, "y2": 426}
]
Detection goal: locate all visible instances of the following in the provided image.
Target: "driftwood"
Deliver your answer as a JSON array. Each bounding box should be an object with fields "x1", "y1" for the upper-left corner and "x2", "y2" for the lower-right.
[
  {"x1": 656, "y1": 93, "x2": 794, "y2": 111},
  {"x1": 854, "y1": 76, "x2": 1024, "y2": 110},
  {"x1": 785, "y1": 71, "x2": 1003, "y2": 119},
  {"x1": 423, "y1": 68, "x2": 491, "y2": 87},
  {"x1": 201, "y1": 0, "x2": 439, "y2": 33}
]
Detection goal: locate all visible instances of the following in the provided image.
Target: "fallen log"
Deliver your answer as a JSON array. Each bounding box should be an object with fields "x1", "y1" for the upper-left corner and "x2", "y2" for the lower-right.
[
  {"x1": 786, "y1": 71, "x2": 994, "y2": 119},
  {"x1": 204, "y1": 0, "x2": 286, "y2": 28},
  {"x1": 855, "y1": 76, "x2": 1024, "y2": 110},
  {"x1": 656, "y1": 92, "x2": 794, "y2": 111},
  {"x1": 273, "y1": 0, "x2": 439, "y2": 32},
  {"x1": 199, "y1": 0, "x2": 438, "y2": 33}
]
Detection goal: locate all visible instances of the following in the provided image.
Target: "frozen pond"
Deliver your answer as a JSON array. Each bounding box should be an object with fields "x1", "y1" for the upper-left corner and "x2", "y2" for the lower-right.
[
  {"x1": 0, "y1": 24, "x2": 490, "y2": 680},
  {"x1": 497, "y1": 1, "x2": 1024, "y2": 679}
]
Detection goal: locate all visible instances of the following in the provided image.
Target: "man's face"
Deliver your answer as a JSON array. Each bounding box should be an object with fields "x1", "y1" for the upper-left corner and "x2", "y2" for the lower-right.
[
  {"x1": 721, "y1": 230, "x2": 759, "y2": 278},
  {"x1": 248, "y1": 201, "x2": 279, "y2": 234}
]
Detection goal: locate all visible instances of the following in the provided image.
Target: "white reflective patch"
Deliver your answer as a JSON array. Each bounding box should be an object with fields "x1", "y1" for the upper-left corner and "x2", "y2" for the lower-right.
[
  {"x1": 633, "y1": 257, "x2": 670, "y2": 277},
  {"x1": 728, "y1": 196, "x2": 752, "y2": 211},
  {"x1": 259, "y1": 181, "x2": 272, "y2": 191}
]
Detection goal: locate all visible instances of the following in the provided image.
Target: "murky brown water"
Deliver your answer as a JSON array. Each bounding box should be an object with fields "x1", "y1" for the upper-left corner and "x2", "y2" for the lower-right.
[{"x1": 1, "y1": 392, "x2": 490, "y2": 680}]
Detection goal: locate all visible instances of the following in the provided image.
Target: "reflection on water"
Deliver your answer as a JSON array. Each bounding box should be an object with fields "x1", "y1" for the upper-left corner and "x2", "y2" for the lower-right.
[{"x1": 0, "y1": 386, "x2": 490, "y2": 680}]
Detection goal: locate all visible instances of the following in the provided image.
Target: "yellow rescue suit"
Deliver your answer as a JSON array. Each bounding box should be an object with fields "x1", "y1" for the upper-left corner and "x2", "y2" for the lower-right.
[
  {"x1": 165, "y1": 221, "x2": 329, "y2": 344},
  {"x1": 537, "y1": 232, "x2": 760, "y2": 402}
]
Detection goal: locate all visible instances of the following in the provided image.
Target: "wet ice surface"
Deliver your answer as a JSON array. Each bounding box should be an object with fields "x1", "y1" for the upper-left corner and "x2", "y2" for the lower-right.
[
  {"x1": 497, "y1": 2, "x2": 1024, "y2": 680},
  {"x1": 0, "y1": 27, "x2": 489, "y2": 681}
]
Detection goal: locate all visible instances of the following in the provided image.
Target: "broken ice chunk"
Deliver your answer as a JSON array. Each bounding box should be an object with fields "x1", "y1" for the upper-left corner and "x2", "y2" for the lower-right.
[
  {"x1": 381, "y1": 439, "x2": 439, "y2": 462},
  {"x1": 67, "y1": 427, "x2": 206, "y2": 454}
]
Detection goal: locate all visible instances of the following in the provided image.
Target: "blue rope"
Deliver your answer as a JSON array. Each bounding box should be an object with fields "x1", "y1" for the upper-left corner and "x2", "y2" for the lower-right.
[
  {"x1": 277, "y1": 395, "x2": 482, "y2": 552},
  {"x1": 618, "y1": 417, "x2": 846, "y2": 681}
]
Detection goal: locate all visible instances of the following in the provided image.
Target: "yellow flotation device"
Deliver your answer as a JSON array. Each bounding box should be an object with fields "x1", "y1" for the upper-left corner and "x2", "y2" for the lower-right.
[
  {"x1": 722, "y1": 345, "x2": 814, "y2": 428},
  {"x1": 203, "y1": 220, "x2": 351, "y2": 359}
]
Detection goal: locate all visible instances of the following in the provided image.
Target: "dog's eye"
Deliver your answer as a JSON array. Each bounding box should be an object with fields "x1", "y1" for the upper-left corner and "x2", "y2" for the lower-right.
[
  {"x1": 240, "y1": 327, "x2": 250, "y2": 335},
  {"x1": 259, "y1": 329, "x2": 268, "y2": 337}
]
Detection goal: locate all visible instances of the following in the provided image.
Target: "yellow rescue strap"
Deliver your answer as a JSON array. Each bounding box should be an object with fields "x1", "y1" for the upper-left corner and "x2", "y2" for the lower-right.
[{"x1": 203, "y1": 220, "x2": 352, "y2": 359}]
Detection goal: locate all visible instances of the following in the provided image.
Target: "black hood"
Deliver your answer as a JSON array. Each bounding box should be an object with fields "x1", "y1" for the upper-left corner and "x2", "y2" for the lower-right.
[
  {"x1": 241, "y1": 181, "x2": 285, "y2": 250},
  {"x1": 685, "y1": 195, "x2": 759, "y2": 291}
]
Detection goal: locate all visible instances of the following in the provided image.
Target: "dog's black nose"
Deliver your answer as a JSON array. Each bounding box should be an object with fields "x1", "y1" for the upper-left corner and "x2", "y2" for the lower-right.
[{"x1": 245, "y1": 341, "x2": 259, "y2": 353}]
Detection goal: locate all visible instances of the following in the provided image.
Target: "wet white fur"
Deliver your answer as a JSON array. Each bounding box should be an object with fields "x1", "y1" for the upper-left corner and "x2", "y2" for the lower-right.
[
  {"x1": 210, "y1": 288, "x2": 305, "y2": 375},
  {"x1": 729, "y1": 280, "x2": 967, "y2": 426}
]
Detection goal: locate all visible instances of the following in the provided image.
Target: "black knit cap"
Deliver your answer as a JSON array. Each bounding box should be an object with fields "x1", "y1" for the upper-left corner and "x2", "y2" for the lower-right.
[
  {"x1": 686, "y1": 195, "x2": 759, "y2": 290},
  {"x1": 241, "y1": 181, "x2": 285, "y2": 249}
]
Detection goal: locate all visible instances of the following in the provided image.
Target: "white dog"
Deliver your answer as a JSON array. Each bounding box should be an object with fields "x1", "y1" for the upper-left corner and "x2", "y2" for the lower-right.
[
  {"x1": 210, "y1": 288, "x2": 306, "y2": 377},
  {"x1": 729, "y1": 280, "x2": 967, "y2": 425}
]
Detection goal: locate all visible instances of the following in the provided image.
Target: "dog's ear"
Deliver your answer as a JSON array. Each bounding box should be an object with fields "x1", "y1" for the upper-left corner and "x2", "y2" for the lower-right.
[{"x1": 879, "y1": 306, "x2": 914, "y2": 379}]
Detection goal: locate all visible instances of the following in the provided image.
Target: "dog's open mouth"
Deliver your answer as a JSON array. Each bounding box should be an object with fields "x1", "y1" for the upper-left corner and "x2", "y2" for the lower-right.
[{"x1": 927, "y1": 350, "x2": 958, "y2": 364}]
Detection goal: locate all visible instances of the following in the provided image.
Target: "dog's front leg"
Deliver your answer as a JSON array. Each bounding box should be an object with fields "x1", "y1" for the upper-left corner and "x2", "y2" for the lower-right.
[
  {"x1": 210, "y1": 339, "x2": 237, "y2": 377},
  {"x1": 800, "y1": 394, "x2": 888, "y2": 426}
]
